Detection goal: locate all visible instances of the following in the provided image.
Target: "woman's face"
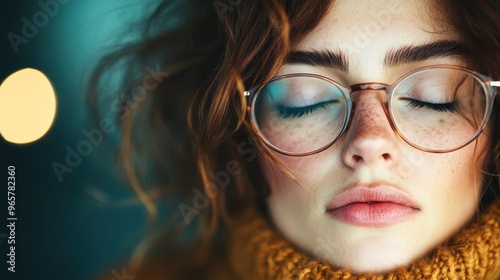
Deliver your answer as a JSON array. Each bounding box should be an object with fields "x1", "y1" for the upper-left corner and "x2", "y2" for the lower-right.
[{"x1": 261, "y1": 0, "x2": 490, "y2": 273}]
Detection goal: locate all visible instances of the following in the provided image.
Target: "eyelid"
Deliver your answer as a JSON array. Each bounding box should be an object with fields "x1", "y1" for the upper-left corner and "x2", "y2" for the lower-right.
[
  {"x1": 399, "y1": 96, "x2": 453, "y2": 104},
  {"x1": 279, "y1": 99, "x2": 340, "y2": 108},
  {"x1": 407, "y1": 100, "x2": 458, "y2": 113},
  {"x1": 276, "y1": 100, "x2": 339, "y2": 118}
]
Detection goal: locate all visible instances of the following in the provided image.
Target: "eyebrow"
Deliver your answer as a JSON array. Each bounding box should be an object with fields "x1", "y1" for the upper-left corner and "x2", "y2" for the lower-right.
[
  {"x1": 286, "y1": 40, "x2": 470, "y2": 72},
  {"x1": 384, "y1": 40, "x2": 470, "y2": 67},
  {"x1": 286, "y1": 50, "x2": 349, "y2": 72}
]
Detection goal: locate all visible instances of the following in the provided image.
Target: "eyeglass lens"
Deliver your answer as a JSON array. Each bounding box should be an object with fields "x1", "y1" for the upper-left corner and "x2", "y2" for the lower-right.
[{"x1": 252, "y1": 68, "x2": 488, "y2": 154}]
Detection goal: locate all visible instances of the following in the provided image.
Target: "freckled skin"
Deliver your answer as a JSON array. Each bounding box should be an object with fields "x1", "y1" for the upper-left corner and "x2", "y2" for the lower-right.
[{"x1": 260, "y1": 0, "x2": 490, "y2": 274}]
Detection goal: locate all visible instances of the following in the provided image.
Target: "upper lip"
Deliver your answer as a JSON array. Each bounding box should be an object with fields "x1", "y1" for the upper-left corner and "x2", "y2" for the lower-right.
[{"x1": 326, "y1": 184, "x2": 420, "y2": 210}]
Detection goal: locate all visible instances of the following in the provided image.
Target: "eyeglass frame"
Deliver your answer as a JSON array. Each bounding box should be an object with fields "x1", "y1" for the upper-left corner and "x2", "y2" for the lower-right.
[{"x1": 243, "y1": 64, "x2": 500, "y2": 156}]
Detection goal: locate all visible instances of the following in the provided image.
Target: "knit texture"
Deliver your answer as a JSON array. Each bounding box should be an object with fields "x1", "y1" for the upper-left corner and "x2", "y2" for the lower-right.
[{"x1": 229, "y1": 200, "x2": 500, "y2": 280}]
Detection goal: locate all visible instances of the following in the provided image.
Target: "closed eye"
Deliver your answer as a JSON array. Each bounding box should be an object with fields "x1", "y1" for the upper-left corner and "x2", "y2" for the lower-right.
[
  {"x1": 276, "y1": 100, "x2": 339, "y2": 118},
  {"x1": 406, "y1": 99, "x2": 458, "y2": 113}
]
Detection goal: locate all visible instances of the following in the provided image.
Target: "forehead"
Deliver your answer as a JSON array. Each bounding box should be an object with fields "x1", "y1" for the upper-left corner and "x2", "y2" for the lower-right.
[{"x1": 293, "y1": 0, "x2": 460, "y2": 80}]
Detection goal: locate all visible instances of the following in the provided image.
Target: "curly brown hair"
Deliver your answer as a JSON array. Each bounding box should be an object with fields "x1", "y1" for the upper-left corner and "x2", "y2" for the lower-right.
[{"x1": 87, "y1": 0, "x2": 500, "y2": 273}]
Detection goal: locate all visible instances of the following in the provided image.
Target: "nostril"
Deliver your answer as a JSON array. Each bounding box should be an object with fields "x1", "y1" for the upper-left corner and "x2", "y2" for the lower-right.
[
  {"x1": 353, "y1": 155, "x2": 363, "y2": 163},
  {"x1": 351, "y1": 153, "x2": 391, "y2": 164}
]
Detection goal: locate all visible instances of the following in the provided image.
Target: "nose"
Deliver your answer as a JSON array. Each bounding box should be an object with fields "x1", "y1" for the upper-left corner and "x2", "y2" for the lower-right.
[{"x1": 342, "y1": 91, "x2": 400, "y2": 168}]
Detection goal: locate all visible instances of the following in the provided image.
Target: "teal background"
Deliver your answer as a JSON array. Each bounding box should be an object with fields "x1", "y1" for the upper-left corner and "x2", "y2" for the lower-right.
[{"x1": 0, "y1": 0, "x2": 160, "y2": 279}]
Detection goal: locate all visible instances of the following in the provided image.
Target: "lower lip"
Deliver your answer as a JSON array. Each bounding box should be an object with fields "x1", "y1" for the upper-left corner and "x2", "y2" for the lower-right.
[{"x1": 327, "y1": 202, "x2": 418, "y2": 226}]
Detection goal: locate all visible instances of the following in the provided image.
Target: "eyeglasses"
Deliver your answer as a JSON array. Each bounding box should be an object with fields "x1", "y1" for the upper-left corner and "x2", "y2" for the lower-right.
[{"x1": 244, "y1": 65, "x2": 500, "y2": 156}]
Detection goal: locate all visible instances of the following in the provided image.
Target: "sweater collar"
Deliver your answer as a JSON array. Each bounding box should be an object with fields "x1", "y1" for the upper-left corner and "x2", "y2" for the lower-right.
[{"x1": 228, "y1": 200, "x2": 500, "y2": 279}]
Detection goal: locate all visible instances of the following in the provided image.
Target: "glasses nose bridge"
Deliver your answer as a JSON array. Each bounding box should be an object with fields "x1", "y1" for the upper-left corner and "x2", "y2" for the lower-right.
[
  {"x1": 345, "y1": 82, "x2": 394, "y2": 131},
  {"x1": 347, "y1": 82, "x2": 392, "y2": 113},
  {"x1": 348, "y1": 82, "x2": 391, "y2": 95}
]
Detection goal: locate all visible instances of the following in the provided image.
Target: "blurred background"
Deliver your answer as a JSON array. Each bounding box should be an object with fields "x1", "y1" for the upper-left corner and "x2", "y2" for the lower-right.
[{"x1": 0, "y1": 0, "x2": 159, "y2": 279}]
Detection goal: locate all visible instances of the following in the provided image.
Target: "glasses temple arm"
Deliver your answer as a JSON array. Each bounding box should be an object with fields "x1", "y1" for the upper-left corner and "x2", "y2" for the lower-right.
[{"x1": 491, "y1": 81, "x2": 500, "y2": 87}]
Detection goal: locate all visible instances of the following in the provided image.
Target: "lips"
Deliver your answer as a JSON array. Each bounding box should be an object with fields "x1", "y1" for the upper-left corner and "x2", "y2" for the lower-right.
[{"x1": 326, "y1": 185, "x2": 420, "y2": 226}]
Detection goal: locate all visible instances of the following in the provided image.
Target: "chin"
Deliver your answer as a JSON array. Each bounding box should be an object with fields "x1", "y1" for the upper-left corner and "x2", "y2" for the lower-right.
[
  {"x1": 336, "y1": 255, "x2": 409, "y2": 274},
  {"x1": 319, "y1": 238, "x2": 419, "y2": 274}
]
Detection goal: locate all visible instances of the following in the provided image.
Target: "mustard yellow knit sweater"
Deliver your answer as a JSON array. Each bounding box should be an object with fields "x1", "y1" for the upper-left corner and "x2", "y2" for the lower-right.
[
  {"x1": 123, "y1": 200, "x2": 499, "y2": 280},
  {"x1": 228, "y1": 200, "x2": 500, "y2": 280}
]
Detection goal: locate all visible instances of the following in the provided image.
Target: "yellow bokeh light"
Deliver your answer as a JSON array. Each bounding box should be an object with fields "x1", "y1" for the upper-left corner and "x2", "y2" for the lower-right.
[{"x1": 0, "y1": 68, "x2": 57, "y2": 144}]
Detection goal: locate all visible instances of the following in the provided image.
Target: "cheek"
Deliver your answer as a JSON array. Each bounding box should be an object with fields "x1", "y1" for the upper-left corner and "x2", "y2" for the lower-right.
[
  {"x1": 452, "y1": 137, "x2": 490, "y2": 182},
  {"x1": 420, "y1": 141, "x2": 488, "y2": 202},
  {"x1": 260, "y1": 150, "x2": 338, "y2": 191}
]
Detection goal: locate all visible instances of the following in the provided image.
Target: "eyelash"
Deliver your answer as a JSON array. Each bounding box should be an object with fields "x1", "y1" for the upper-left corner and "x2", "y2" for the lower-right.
[
  {"x1": 276, "y1": 100, "x2": 338, "y2": 118},
  {"x1": 407, "y1": 100, "x2": 458, "y2": 113}
]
